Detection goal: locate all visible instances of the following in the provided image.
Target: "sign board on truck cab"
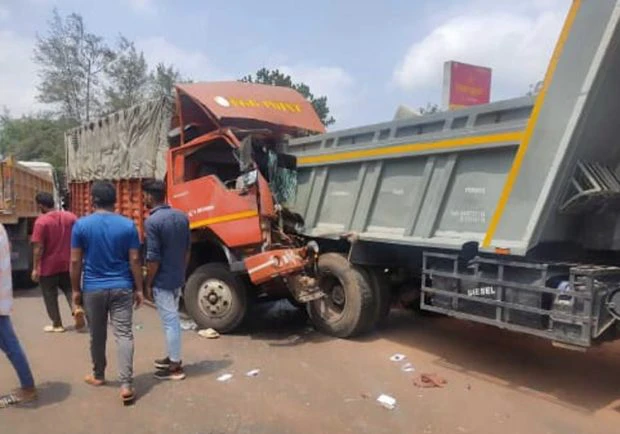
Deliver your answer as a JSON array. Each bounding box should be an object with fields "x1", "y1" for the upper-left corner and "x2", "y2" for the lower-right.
[{"x1": 175, "y1": 82, "x2": 326, "y2": 136}]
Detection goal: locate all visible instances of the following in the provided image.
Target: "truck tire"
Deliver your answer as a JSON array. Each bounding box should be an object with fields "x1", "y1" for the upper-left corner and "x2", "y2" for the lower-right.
[
  {"x1": 307, "y1": 253, "x2": 375, "y2": 338},
  {"x1": 184, "y1": 263, "x2": 249, "y2": 333},
  {"x1": 357, "y1": 267, "x2": 392, "y2": 329}
]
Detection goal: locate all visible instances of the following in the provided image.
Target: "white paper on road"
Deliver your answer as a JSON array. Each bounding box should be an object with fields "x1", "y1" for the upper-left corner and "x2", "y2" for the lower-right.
[
  {"x1": 401, "y1": 363, "x2": 415, "y2": 372},
  {"x1": 377, "y1": 394, "x2": 397, "y2": 410},
  {"x1": 217, "y1": 373, "x2": 233, "y2": 382},
  {"x1": 389, "y1": 354, "x2": 406, "y2": 362},
  {"x1": 246, "y1": 369, "x2": 260, "y2": 377}
]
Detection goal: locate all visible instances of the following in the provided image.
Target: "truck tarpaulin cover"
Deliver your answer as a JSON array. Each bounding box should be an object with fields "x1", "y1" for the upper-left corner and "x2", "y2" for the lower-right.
[
  {"x1": 65, "y1": 98, "x2": 172, "y2": 182},
  {"x1": 175, "y1": 82, "x2": 326, "y2": 135}
]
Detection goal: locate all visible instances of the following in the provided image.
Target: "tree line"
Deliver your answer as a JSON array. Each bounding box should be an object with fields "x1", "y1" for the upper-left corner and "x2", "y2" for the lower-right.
[
  {"x1": 0, "y1": 10, "x2": 335, "y2": 169},
  {"x1": 34, "y1": 10, "x2": 185, "y2": 123}
]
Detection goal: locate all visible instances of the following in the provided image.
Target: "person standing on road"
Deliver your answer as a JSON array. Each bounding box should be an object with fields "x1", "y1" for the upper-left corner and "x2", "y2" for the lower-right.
[
  {"x1": 31, "y1": 192, "x2": 85, "y2": 333},
  {"x1": 143, "y1": 180, "x2": 191, "y2": 381},
  {"x1": 0, "y1": 223, "x2": 37, "y2": 408},
  {"x1": 70, "y1": 181, "x2": 144, "y2": 403}
]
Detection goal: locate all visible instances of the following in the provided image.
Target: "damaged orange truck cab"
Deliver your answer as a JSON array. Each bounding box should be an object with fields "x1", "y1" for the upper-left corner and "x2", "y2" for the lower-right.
[
  {"x1": 166, "y1": 82, "x2": 324, "y2": 332},
  {"x1": 67, "y1": 81, "x2": 376, "y2": 339}
]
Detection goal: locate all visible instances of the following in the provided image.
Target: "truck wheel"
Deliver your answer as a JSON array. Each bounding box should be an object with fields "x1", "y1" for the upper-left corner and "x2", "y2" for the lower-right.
[
  {"x1": 307, "y1": 253, "x2": 374, "y2": 338},
  {"x1": 184, "y1": 263, "x2": 249, "y2": 333},
  {"x1": 358, "y1": 267, "x2": 392, "y2": 329}
]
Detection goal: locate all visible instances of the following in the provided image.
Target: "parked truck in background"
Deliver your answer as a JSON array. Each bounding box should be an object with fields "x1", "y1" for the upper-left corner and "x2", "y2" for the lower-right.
[
  {"x1": 0, "y1": 157, "x2": 55, "y2": 284},
  {"x1": 66, "y1": 0, "x2": 620, "y2": 349}
]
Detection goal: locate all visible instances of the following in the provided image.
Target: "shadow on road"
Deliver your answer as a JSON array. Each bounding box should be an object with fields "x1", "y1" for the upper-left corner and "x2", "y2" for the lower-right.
[
  {"x1": 246, "y1": 300, "x2": 332, "y2": 347},
  {"x1": 363, "y1": 310, "x2": 620, "y2": 414},
  {"x1": 18, "y1": 381, "x2": 72, "y2": 409},
  {"x1": 130, "y1": 359, "x2": 232, "y2": 403}
]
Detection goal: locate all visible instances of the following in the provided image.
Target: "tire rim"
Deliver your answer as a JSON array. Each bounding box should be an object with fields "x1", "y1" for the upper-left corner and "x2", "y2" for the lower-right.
[
  {"x1": 198, "y1": 278, "x2": 233, "y2": 318},
  {"x1": 315, "y1": 275, "x2": 346, "y2": 321}
]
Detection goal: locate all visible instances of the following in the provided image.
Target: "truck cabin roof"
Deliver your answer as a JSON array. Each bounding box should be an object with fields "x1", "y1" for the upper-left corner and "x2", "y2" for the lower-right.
[{"x1": 172, "y1": 81, "x2": 325, "y2": 147}]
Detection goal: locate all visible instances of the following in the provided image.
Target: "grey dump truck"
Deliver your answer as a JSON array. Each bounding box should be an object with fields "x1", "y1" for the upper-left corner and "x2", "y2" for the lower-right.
[{"x1": 285, "y1": 0, "x2": 620, "y2": 349}]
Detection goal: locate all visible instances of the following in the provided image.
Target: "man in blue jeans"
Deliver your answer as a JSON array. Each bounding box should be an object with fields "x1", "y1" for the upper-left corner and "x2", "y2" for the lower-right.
[
  {"x1": 143, "y1": 180, "x2": 190, "y2": 381},
  {"x1": 71, "y1": 181, "x2": 144, "y2": 403},
  {"x1": 0, "y1": 223, "x2": 36, "y2": 408}
]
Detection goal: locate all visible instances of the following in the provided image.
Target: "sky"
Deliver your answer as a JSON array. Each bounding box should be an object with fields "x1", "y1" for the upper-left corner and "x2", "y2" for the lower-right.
[{"x1": 0, "y1": 0, "x2": 572, "y2": 130}]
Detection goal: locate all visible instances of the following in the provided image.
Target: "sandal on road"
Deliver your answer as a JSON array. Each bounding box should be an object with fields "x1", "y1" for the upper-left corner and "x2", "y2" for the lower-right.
[
  {"x1": 43, "y1": 325, "x2": 65, "y2": 333},
  {"x1": 120, "y1": 386, "x2": 135, "y2": 404}
]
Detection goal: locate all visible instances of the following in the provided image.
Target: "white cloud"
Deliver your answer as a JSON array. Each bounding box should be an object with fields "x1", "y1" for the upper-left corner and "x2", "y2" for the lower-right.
[
  {"x1": 0, "y1": 30, "x2": 42, "y2": 116},
  {"x1": 138, "y1": 36, "x2": 224, "y2": 81},
  {"x1": 278, "y1": 65, "x2": 357, "y2": 127},
  {"x1": 393, "y1": 1, "x2": 570, "y2": 100},
  {"x1": 127, "y1": 0, "x2": 156, "y2": 13}
]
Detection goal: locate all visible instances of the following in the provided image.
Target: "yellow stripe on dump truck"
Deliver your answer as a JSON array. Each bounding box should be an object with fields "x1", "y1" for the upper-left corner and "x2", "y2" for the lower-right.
[
  {"x1": 482, "y1": 0, "x2": 583, "y2": 248},
  {"x1": 297, "y1": 131, "x2": 524, "y2": 166}
]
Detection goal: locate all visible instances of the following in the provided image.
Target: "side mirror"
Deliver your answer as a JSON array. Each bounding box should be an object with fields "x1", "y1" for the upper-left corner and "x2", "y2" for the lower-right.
[{"x1": 238, "y1": 136, "x2": 253, "y2": 172}]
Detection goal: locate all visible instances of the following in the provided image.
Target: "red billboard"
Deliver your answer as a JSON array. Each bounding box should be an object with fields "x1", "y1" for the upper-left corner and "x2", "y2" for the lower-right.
[{"x1": 442, "y1": 61, "x2": 492, "y2": 110}]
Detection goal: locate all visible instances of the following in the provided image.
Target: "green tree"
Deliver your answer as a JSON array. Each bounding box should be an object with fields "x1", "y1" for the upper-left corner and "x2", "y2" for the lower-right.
[
  {"x1": 148, "y1": 63, "x2": 192, "y2": 102},
  {"x1": 104, "y1": 36, "x2": 149, "y2": 112},
  {"x1": 419, "y1": 102, "x2": 440, "y2": 115},
  {"x1": 240, "y1": 68, "x2": 335, "y2": 127},
  {"x1": 34, "y1": 9, "x2": 114, "y2": 122},
  {"x1": 149, "y1": 63, "x2": 184, "y2": 100},
  {"x1": 0, "y1": 111, "x2": 75, "y2": 169}
]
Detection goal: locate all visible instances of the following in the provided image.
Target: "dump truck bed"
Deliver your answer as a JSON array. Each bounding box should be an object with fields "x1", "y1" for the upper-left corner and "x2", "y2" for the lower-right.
[{"x1": 288, "y1": 0, "x2": 620, "y2": 260}]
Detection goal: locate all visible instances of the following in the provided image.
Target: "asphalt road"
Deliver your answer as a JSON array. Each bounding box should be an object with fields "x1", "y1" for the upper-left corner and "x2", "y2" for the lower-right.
[{"x1": 2, "y1": 288, "x2": 619, "y2": 434}]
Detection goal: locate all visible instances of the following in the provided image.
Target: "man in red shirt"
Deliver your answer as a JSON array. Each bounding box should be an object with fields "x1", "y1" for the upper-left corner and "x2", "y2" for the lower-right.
[{"x1": 31, "y1": 192, "x2": 84, "y2": 333}]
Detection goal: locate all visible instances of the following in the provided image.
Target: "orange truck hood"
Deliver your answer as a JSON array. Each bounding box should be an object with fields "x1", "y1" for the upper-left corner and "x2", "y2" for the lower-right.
[{"x1": 175, "y1": 82, "x2": 326, "y2": 135}]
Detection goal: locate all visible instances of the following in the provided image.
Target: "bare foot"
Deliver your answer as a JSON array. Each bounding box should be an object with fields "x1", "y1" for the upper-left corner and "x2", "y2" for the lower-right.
[
  {"x1": 84, "y1": 375, "x2": 105, "y2": 387},
  {"x1": 74, "y1": 308, "x2": 86, "y2": 330}
]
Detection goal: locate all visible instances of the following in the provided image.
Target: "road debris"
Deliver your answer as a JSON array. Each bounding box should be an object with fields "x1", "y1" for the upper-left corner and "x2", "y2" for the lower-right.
[
  {"x1": 180, "y1": 319, "x2": 198, "y2": 331},
  {"x1": 376, "y1": 394, "x2": 397, "y2": 410},
  {"x1": 413, "y1": 373, "x2": 448, "y2": 388},
  {"x1": 134, "y1": 324, "x2": 144, "y2": 331},
  {"x1": 246, "y1": 369, "x2": 260, "y2": 377},
  {"x1": 389, "y1": 353, "x2": 406, "y2": 362},
  {"x1": 217, "y1": 373, "x2": 233, "y2": 382},
  {"x1": 198, "y1": 328, "x2": 220, "y2": 339},
  {"x1": 287, "y1": 334, "x2": 303, "y2": 344},
  {"x1": 401, "y1": 362, "x2": 415, "y2": 372}
]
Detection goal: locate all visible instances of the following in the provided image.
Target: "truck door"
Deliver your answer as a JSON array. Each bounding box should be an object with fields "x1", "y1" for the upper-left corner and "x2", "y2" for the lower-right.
[{"x1": 167, "y1": 135, "x2": 263, "y2": 248}]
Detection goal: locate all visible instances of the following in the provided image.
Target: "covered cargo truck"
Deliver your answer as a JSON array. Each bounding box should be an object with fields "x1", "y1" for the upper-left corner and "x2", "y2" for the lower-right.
[
  {"x1": 0, "y1": 157, "x2": 55, "y2": 282},
  {"x1": 286, "y1": 0, "x2": 620, "y2": 348},
  {"x1": 64, "y1": 97, "x2": 172, "y2": 237}
]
